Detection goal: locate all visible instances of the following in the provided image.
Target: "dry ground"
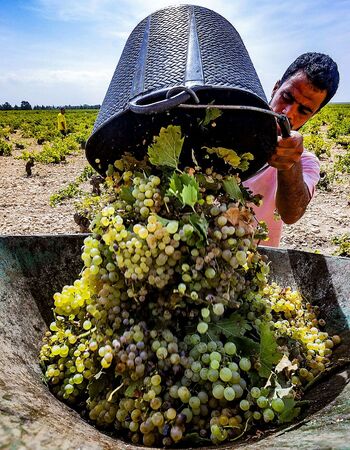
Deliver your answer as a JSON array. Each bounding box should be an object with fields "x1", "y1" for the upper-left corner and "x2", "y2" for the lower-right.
[{"x1": 0, "y1": 133, "x2": 349, "y2": 256}]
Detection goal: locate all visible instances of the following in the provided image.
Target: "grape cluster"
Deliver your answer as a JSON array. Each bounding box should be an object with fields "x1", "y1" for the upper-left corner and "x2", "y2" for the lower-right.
[{"x1": 40, "y1": 132, "x2": 341, "y2": 447}]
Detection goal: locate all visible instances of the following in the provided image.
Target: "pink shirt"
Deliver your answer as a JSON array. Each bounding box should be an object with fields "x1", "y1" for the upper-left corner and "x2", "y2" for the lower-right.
[{"x1": 243, "y1": 151, "x2": 320, "y2": 247}]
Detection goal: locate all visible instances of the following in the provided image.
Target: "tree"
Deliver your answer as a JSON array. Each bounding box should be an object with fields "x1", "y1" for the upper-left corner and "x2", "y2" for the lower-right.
[
  {"x1": 0, "y1": 102, "x2": 12, "y2": 110},
  {"x1": 20, "y1": 101, "x2": 32, "y2": 110}
]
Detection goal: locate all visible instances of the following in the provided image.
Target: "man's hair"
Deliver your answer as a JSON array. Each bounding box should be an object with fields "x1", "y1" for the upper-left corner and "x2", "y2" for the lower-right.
[{"x1": 280, "y1": 52, "x2": 339, "y2": 109}]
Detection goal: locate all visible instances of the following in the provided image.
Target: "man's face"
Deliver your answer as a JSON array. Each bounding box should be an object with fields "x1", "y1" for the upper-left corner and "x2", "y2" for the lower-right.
[{"x1": 270, "y1": 70, "x2": 327, "y2": 130}]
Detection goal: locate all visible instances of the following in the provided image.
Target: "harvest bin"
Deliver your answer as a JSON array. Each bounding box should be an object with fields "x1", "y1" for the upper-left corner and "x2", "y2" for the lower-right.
[{"x1": 0, "y1": 235, "x2": 349, "y2": 449}]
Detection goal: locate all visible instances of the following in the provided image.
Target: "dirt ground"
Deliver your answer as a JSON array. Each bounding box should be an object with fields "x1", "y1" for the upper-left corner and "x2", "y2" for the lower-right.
[{"x1": 0, "y1": 135, "x2": 349, "y2": 256}]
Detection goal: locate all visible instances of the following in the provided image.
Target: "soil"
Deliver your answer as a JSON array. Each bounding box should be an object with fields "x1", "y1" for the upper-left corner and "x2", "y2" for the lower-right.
[{"x1": 0, "y1": 133, "x2": 349, "y2": 256}]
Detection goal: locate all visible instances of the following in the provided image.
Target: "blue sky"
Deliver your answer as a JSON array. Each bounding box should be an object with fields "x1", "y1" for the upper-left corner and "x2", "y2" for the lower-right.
[{"x1": 1, "y1": 0, "x2": 349, "y2": 106}]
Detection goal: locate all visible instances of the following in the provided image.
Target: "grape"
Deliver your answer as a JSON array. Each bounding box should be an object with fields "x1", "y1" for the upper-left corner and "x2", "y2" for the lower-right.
[
  {"x1": 210, "y1": 359, "x2": 220, "y2": 370},
  {"x1": 263, "y1": 408, "x2": 275, "y2": 422},
  {"x1": 271, "y1": 398, "x2": 285, "y2": 412},
  {"x1": 151, "y1": 374, "x2": 161, "y2": 386},
  {"x1": 224, "y1": 342, "x2": 236, "y2": 355},
  {"x1": 213, "y1": 303, "x2": 225, "y2": 316},
  {"x1": 253, "y1": 411, "x2": 262, "y2": 420},
  {"x1": 210, "y1": 351, "x2": 222, "y2": 362},
  {"x1": 201, "y1": 308, "x2": 210, "y2": 319},
  {"x1": 224, "y1": 387, "x2": 236, "y2": 401},
  {"x1": 189, "y1": 396, "x2": 201, "y2": 409},
  {"x1": 250, "y1": 387, "x2": 261, "y2": 399},
  {"x1": 170, "y1": 425, "x2": 183, "y2": 443},
  {"x1": 178, "y1": 386, "x2": 191, "y2": 403},
  {"x1": 166, "y1": 408, "x2": 177, "y2": 420},
  {"x1": 239, "y1": 357, "x2": 251, "y2": 371},
  {"x1": 212, "y1": 384, "x2": 225, "y2": 399},
  {"x1": 232, "y1": 384, "x2": 244, "y2": 398},
  {"x1": 208, "y1": 369, "x2": 219, "y2": 382},
  {"x1": 257, "y1": 396, "x2": 269, "y2": 409},
  {"x1": 239, "y1": 399, "x2": 250, "y2": 411},
  {"x1": 219, "y1": 367, "x2": 232, "y2": 382},
  {"x1": 197, "y1": 322, "x2": 208, "y2": 334},
  {"x1": 205, "y1": 268, "x2": 216, "y2": 279}
]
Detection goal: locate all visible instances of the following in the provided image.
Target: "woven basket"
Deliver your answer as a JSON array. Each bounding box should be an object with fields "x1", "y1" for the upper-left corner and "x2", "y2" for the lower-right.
[{"x1": 86, "y1": 4, "x2": 277, "y2": 178}]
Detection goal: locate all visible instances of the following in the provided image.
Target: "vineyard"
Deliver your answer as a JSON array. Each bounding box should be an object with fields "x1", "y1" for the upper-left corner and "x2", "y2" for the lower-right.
[{"x1": 0, "y1": 105, "x2": 349, "y2": 255}]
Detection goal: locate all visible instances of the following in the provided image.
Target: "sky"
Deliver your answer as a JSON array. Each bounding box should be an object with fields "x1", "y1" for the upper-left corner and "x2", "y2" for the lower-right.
[{"x1": 1, "y1": 0, "x2": 349, "y2": 106}]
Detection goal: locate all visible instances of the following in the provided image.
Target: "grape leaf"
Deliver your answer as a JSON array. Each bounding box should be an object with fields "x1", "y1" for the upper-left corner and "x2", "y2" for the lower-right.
[
  {"x1": 168, "y1": 172, "x2": 183, "y2": 201},
  {"x1": 274, "y1": 385, "x2": 294, "y2": 399},
  {"x1": 120, "y1": 186, "x2": 135, "y2": 204},
  {"x1": 222, "y1": 177, "x2": 244, "y2": 202},
  {"x1": 259, "y1": 323, "x2": 283, "y2": 378},
  {"x1": 208, "y1": 314, "x2": 253, "y2": 339},
  {"x1": 231, "y1": 336, "x2": 260, "y2": 356},
  {"x1": 182, "y1": 433, "x2": 212, "y2": 446},
  {"x1": 181, "y1": 184, "x2": 198, "y2": 208},
  {"x1": 168, "y1": 172, "x2": 200, "y2": 208},
  {"x1": 147, "y1": 125, "x2": 184, "y2": 169},
  {"x1": 189, "y1": 213, "x2": 208, "y2": 244},
  {"x1": 124, "y1": 381, "x2": 142, "y2": 398},
  {"x1": 201, "y1": 107, "x2": 222, "y2": 126},
  {"x1": 154, "y1": 214, "x2": 178, "y2": 230},
  {"x1": 278, "y1": 398, "x2": 301, "y2": 424},
  {"x1": 204, "y1": 146, "x2": 241, "y2": 168},
  {"x1": 88, "y1": 370, "x2": 109, "y2": 399},
  {"x1": 275, "y1": 354, "x2": 298, "y2": 374},
  {"x1": 239, "y1": 152, "x2": 254, "y2": 172}
]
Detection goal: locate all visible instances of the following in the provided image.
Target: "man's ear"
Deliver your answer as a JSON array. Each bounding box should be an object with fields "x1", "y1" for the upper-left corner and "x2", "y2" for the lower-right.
[{"x1": 271, "y1": 80, "x2": 281, "y2": 98}]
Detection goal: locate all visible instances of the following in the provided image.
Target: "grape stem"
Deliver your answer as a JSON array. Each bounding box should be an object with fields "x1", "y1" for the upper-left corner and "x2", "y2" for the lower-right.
[
  {"x1": 230, "y1": 417, "x2": 252, "y2": 441},
  {"x1": 78, "y1": 327, "x2": 96, "y2": 338},
  {"x1": 107, "y1": 383, "x2": 125, "y2": 402}
]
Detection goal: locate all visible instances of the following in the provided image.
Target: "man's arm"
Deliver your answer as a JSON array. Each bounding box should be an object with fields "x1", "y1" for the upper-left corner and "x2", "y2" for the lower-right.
[{"x1": 268, "y1": 131, "x2": 311, "y2": 224}]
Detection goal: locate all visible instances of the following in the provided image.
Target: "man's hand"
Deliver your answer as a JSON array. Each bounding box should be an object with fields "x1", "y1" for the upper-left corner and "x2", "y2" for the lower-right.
[
  {"x1": 269, "y1": 130, "x2": 311, "y2": 224},
  {"x1": 268, "y1": 131, "x2": 304, "y2": 171}
]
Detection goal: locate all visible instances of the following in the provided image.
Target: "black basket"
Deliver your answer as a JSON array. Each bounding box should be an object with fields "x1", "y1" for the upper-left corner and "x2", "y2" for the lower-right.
[{"x1": 86, "y1": 4, "x2": 277, "y2": 178}]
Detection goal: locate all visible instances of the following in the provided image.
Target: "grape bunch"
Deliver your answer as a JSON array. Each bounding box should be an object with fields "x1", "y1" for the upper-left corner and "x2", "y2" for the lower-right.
[{"x1": 40, "y1": 125, "x2": 340, "y2": 447}]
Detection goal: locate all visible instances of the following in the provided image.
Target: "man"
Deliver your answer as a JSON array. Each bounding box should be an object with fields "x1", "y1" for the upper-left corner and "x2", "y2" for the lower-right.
[
  {"x1": 57, "y1": 107, "x2": 67, "y2": 136},
  {"x1": 244, "y1": 52, "x2": 339, "y2": 246}
]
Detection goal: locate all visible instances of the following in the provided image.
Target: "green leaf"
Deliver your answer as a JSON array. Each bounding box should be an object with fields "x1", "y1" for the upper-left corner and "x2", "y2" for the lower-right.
[
  {"x1": 147, "y1": 125, "x2": 184, "y2": 169},
  {"x1": 180, "y1": 174, "x2": 199, "y2": 208},
  {"x1": 222, "y1": 177, "x2": 244, "y2": 202},
  {"x1": 168, "y1": 172, "x2": 200, "y2": 208},
  {"x1": 188, "y1": 213, "x2": 208, "y2": 245},
  {"x1": 124, "y1": 381, "x2": 142, "y2": 398},
  {"x1": 278, "y1": 398, "x2": 301, "y2": 424},
  {"x1": 204, "y1": 146, "x2": 241, "y2": 168},
  {"x1": 168, "y1": 172, "x2": 183, "y2": 201},
  {"x1": 196, "y1": 173, "x2": 221, "y2": 191},
  {"x1": 120, "y1": 186, "x2": 135, "y2": 204},
  {"x1": 182, "y1": 433, "x2": 212, "y2": 446},
  {"x1": 154, "y1": 214, "x2": 173, "y2": 227},
  {"x1": 201, "y1": 107, "x2": 222, "y2": 126},
  {"x1": 232, "y1": 336, "x2": 260, "y2": 356},
  {"x1": 181, "y1": 184, "x2": 198, "y2": 208},
  {"x1": 259, "y1": 323, "x2": 283, "y2": 378},
  {"x1": 208, "y1": 314, "x2": 255, "y2": 343},
  {"x1": 88, "y1": 371, "x2": 109, "y2": 399},
  {"x1": 238, "y1": 153, "x2": 254, "y2": 172}
]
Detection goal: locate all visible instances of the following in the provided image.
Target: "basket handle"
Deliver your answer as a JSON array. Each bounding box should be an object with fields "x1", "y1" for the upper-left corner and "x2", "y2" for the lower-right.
[{"x1": 129, "y1": 86, "x2": 200, "y2": 114}]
